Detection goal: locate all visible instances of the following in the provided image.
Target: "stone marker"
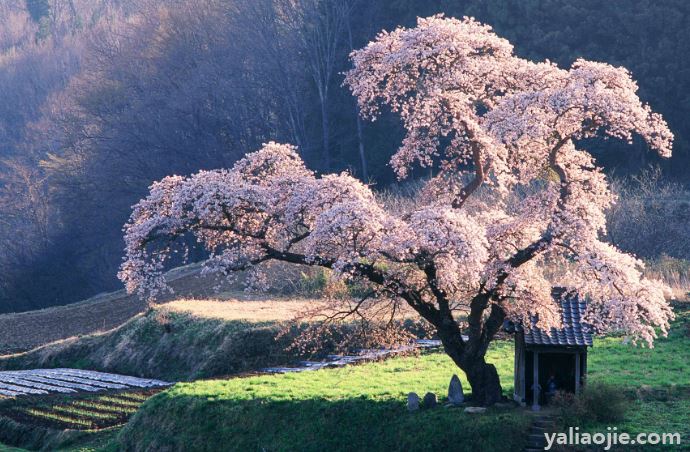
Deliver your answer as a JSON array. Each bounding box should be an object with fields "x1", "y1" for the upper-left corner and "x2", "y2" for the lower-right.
[
  {"x1": 447, "y1": 374, "x2": 464, "y2": 406},
  {"x1": 407, "y1": 392, "x2": 420, "y2": 411},
  {"x1": 464, "y1": 406, "x2": 486, "y2": 414},
  {"x1": 422, "y1": 392, "x2": 437, "y2": 409}
]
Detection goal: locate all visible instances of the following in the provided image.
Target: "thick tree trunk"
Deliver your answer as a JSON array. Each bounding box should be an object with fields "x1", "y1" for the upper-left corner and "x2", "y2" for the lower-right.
[
  {"x1": 462, "y1": 358, "x2": 503, "y2": 406},
  {"x1": 437, "y1": 327, "x2": 504, "y2": 406}
]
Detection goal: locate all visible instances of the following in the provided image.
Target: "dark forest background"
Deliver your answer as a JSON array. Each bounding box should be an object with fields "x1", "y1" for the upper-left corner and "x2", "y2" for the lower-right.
[{"x1": 1, "y1": 0, "x2": 689, "y2": 313}]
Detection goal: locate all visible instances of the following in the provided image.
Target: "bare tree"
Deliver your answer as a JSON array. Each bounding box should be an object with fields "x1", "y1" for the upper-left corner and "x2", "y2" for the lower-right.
[
  {"x1": 233, "y1": 0, "x2": 311, "y2": 153},
  {"x1": 281, "y1": 0, "x2": 349, "y2": 171},
  {"x1": 607, "y1": 166, "x2": 690, "y2": 260},
  {"x1": 345, "y1": 4, "x2": 367, "y2": 180}
]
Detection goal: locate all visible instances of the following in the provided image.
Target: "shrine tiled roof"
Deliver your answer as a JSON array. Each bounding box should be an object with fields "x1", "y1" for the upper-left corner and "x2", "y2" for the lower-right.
[{"x1": 518, "y1": 289, "x2": 593, "y2": 347}]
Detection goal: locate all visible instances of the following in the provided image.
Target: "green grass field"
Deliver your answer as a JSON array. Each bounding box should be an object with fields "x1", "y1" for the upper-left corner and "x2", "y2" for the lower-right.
[
  {"x1": 1, "y1": 309, "x2": 687, "y2": 451},
  {"x1": 574, "y1": 309, "x2": 690, "y2": 450},
  {"x1": 111, "y1": 310, "x2": 688, "y2": 452},
  {"x1": 115, "y1": 343, "x2": 531, "y2": 452}
]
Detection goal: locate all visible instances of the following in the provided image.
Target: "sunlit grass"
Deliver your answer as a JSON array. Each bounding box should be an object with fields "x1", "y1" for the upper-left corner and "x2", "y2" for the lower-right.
[
  {"x1": 51, "y1": 405, "x2": 119, "y2": 420},
  {"x1": 164, "y1": 341, "x2": 514, "y2": 403},
  {"x1": 71, "y1": 400, "x2": 138, "y2": 414},
  {"x1": 115, "y1": 342, "x2": 529, "y2": 451},
  {"x1": 95, "y1": 396, "x2": 141, "y2": 408},
  {"x1": 114, "y1": 310, "x2": 689, "y2": 451},
  {"x1": 22, "y1": 408, "x2": 92, "y2": 428},
  {"x1": 162, "y1": 298, "x2": 326, "y2": 322},
  {"x1": 587, "y1": 310, "x2": 689, "y2": 388}
]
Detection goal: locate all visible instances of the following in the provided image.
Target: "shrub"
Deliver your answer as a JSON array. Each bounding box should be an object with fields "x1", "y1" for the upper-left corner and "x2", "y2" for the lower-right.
[
  {"x1": 296, "y1": 268, "x2": 329, "y2": 295},
  {"x1": 552, "y1": 383, "x2": 628, "y2": 427},
  {"x1": 551, "y1": 391, "x2": 584, "y2": 427},
  {"x1": 581, "y1": 383, "x2": 628, "y2": 423}
]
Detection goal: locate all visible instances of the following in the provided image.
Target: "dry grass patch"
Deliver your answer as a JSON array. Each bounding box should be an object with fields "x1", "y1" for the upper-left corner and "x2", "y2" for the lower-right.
[{"x1": 162, "y1": 296, "x2": 326, "y2": 322}]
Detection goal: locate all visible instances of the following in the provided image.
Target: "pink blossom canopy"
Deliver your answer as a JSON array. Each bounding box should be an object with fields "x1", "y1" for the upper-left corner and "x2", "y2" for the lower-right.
[{"x1": 121, "y1": 15, "x2": 674, "y2": 347}]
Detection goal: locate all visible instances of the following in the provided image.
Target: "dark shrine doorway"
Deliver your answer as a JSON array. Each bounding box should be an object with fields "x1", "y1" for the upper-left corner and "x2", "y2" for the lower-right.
[{"x1": 525, "y1": 351, "x2": 581, "y2": 406}]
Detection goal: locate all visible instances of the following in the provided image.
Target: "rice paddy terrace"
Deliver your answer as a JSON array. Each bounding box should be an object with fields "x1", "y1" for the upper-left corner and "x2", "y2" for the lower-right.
[{"x1": 0, "y1": 369, "x2": 170, "y2": 430}]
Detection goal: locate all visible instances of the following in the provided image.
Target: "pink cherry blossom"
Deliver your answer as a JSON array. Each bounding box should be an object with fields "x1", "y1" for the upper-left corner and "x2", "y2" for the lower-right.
[{"x1": 120, "y1": 15, "x2": 675, "y2": 405}]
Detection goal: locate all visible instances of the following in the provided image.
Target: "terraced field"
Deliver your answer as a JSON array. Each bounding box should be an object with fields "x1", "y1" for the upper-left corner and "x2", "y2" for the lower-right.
[
  {"x1": 0, "y1": 262, "x2": 220, "y2": 354},
  {"x1": 2, "y1": 390, "x2": 160, "y2": 430},
  {"x1": 0, "y1": 369, "x2": 170, "y2": 397},
  {"x1": 0, "y1": 369, "x2": 171, "y2": 432}
]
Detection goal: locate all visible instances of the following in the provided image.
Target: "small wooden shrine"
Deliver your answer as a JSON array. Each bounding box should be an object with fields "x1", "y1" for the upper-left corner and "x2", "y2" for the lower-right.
[{"x1": 507, "y1": 288, "x2": 593, "y2": 411}]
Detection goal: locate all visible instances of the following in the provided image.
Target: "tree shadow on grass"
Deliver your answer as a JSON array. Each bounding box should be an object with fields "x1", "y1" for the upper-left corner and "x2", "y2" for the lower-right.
[{"x1": 118, "y1": 394, "x2": 531, "y2": 452}]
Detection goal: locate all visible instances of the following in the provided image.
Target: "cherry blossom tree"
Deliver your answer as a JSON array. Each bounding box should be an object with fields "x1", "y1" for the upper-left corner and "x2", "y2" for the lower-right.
[{"x1": 119, "y1": 15, "x2": 675, "y2": 406}]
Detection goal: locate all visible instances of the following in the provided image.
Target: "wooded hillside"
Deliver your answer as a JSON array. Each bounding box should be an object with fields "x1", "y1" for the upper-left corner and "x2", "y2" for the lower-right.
[{"x1": 1, "y1": 0, "x2": 689, "y2": 312}]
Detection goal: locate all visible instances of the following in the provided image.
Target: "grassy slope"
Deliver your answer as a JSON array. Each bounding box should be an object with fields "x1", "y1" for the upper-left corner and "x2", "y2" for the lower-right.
[
  {"x1": 0, "y1": 309, "x2": 300, "y2": 381},
  {"x1": 0, "y1": 262, "x2": 265, "y2": 355},
  {"x1": 0, "y1": 445, "x2": 29, "y2": 452},
  {"x1": 1, "y1": 304, "x2": 686, "y2": 451},
  {"x1": 582, "y1": 309, "x2": 690, "y2": 448},
  {"x1": 0, "y1": 298, "x2": 408, "y2": 382},
  {"x1": 0, "y1": 263, "x2": 212, "y2": 354},
  {"x1": 112, "y1": 311, "x2": 689, "y2": 452},
  {"x1": 116, "y1": 343, "x2": 531, "y2": 452}
]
